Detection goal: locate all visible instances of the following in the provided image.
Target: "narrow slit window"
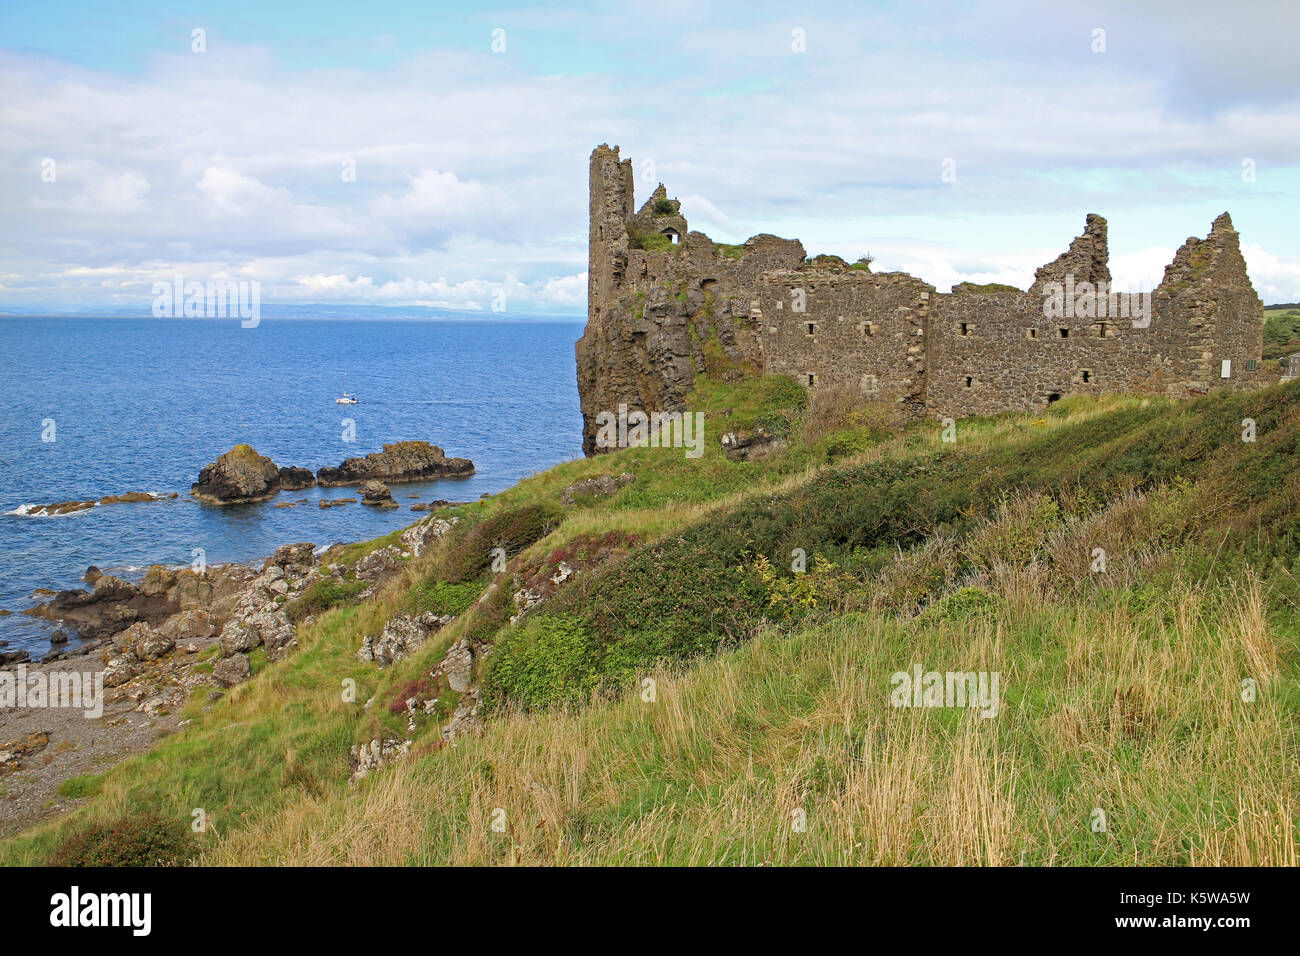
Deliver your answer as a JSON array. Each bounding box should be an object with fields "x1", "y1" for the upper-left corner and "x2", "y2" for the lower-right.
[
  {"x1": 806, "y1": 322, "x2": 816, "y2": 336},
  {"x1": 1027, "y1": 328, "x2": 1037, "y2": 339},
  {"x1": 960, "y1": 322, "x2": 970, "y2": 336},
  {"x1": 1059, "y1": 328, "x2": 1070, "y2": 339},
  {"x1": 1082, "y1": 370, "x2": 1092, "y2": 383},
  {"x1": 965, "y1": 376, "x2": 974, "y2": 388}
]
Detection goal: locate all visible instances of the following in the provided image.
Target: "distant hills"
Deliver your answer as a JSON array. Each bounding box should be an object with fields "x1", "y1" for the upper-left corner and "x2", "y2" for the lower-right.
[{"x1": 0, "y1": 303, "x2": 583, "y2": 322}]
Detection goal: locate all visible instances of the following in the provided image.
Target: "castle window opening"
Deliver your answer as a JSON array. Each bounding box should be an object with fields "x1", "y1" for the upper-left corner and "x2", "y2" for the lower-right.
[
  {"x1": 1247, "y1": 358, "x2": 1258, "y2": 371},
  {"x1": 1027, "y1": 328, "x2": 1038, "y2": 339},
  {"x1": 1058, "y1": 328, "x2": 1070, "y2": 339},
  {"x1": 960, "y1": 322, "x2": 970, "y2": 336},
  {"x1": 965, "y1": 376, "x2": 973, "y2": 388},
  {"x1": 806, "y1": 322, "x2": 816, "y2": 336},
  {"x1": 1047, "y1": 393, "x2": 1061, "y2": 404},
  {"x1": 660, "y1": 228, "x2": 680, "y2": 245},
  {"x1": 1097, "y1": 322, "x2": 1109, "y2": 338},
  {"x1": 806, "y1": 373, "x2": 817, "y2": 386},
  {"x1": 1081, "y1": 370, "x2": 1092, "y2": 383},
  {"x1": 1221, "y1": 359, "x2": 1232, "y2": 378}
]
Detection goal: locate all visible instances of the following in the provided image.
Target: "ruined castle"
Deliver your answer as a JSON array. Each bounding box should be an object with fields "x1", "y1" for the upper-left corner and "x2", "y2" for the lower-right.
[{"x1": 576, "y1": 144, "x2": 1268, "y2": 454}]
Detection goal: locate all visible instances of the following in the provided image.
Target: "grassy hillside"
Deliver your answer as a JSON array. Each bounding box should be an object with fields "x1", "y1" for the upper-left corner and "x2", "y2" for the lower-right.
[{"x1": 3, "y1": 374, "x2": 1298, "y2": 866}]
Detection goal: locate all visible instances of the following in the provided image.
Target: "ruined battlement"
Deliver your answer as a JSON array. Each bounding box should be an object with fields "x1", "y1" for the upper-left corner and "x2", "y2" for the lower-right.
[{"x1": 576, "y1": 144, "x2": 1268, "y2": 454}]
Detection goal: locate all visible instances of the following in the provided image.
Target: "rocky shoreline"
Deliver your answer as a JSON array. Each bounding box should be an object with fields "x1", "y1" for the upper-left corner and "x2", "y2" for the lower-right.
[{"x1": 0, "y1": 511, "x2": 461, "y2": 835}]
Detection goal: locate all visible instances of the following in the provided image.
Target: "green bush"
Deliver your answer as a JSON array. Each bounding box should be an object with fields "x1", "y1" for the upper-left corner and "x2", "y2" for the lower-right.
[
  {"x1": 483, "y1": 616, "x2": 601, "y2": 711},
  {"x1": 440, "y1": 503, "x2": 563, "y2": 583},
  {"x1": 286, "y1": 575, "x2": 368, "y2": 622},
  {"x1": 408, "y1": 580, "x2": 481, "y2": 617},
  {"x1": 52, "y1": 812, "x2": 197, "y2": 867}
]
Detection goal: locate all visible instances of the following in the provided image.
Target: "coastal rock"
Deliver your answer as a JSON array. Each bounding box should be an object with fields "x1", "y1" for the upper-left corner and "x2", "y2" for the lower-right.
[
  {"x1": 101, "y1": 655, "x2": 139, "y2": 687},
  {"x1": 348, "y1": 737, "x2": 410, "y2": 784},
  {"x1": 560, "y1": 472, "x2": 635, "y2": 505},
  {"x1": 400, "y1": 516, "x2": 456, "y2": 558},
  {"x1": 22, "y1": 500, "x2": 97, "y2": 517},
  {"x1": 212, "y1": 653, "x2": 251, "y2": 687},
  {"x1": 720, "y1": 427, "x2": 786, "y2": 462},
  {"x1": 319, "y1": 498, "x2": 355, "y2": 509},
  {"x1": 277, "y1": 466, "x2": 317, "y2": 491},
  {"x1": 438, "y1": 639, "x2": 474, "y2": 693},
  {"x1": 317, "y1": 441, "x2": 475, "y2": 487},
  {"x1": 0, "y1": 650, "x2": 31, "y2": 666},
  {"x1": 218, "y1": 620, "x2": 261, "y2": 657},
  {"x1": 112, "y1": 621, "x2": 174, "y2": 661},
  {"x1": 158, "y1": 608, "x2": 219, "y2": 642},
  {"x1": 264, "y1": 542, "x2": 316, "y2": 570},
  {"x1": 356, "y1": 612, "x2": 449, "y2": 667},
  {"x1": 441, "y1": 690, "x2": 483, "y2": 742},
  {"x1": 82, "y1": 566, "x2": 102, "y2": 585},
  {"x1": 191, "y1": 444, "x2": 281, "y2": 505},
  {"x1": 139, "y1": 565, "x2": 178, "y2": 598},
  {"x1": 358, "y1": 480, "x2": 399, "y2": 509},
  {"x1": 50, "y1": 629, "x2": 69, "y2": 645},
  {"x1": 93, "y1": 575, "x2": 140, "y2": 602},
  {"x1": 354, "y1": 545, "x2": 405, "y2": 583},
  {"x1": 0, "y1": 731, "x2": 50, "y2": 774},
  {"x1": 99, "y1": 491, "x2": 175, "y2": 505},
  {"x1": 410, "y1": 498, "x2": 457, "y2": 512}
]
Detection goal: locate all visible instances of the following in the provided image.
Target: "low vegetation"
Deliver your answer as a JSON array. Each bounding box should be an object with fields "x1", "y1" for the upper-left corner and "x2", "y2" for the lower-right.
[{"x1": 3, "y1": 370, "x2": 1297, "y2": 866}]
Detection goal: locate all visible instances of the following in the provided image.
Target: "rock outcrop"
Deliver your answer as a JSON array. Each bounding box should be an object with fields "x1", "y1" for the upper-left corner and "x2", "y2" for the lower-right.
[
  {"x1": 278, "y1": 466, "x2": 317, "y2": 491},
  {"x1": 358, "y1": 480, "x2": 398, "y2": 509},
  {"x1": 191, "y1": 444, "x2": 281, "y2": 505},
  {"x1": 355, "y1": 611, "x2": 451, "y2": 668},
  {"x1": 317, "y1": 441, "x2": 474, "y2": 487},
  {"x1": 400, "y1": 515, "x2": 457, "y2": 558}
]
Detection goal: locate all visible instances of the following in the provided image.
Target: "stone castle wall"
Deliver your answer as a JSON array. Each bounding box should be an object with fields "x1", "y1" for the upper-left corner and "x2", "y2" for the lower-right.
[{"x1": 577, "y1": 144, "x2": 1269, "y2": 453}]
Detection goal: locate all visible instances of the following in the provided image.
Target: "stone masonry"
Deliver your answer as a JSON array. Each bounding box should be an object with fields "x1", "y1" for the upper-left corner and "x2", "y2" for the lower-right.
[{"x1": 576, "y1": 144, "x2": 1270, "y2": 453}]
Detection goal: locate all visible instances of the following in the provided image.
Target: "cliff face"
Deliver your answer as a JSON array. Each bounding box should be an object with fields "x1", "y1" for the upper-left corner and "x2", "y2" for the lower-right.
[{"x1": 577, "y1": 145, "x2": 1268, "y2": 454}]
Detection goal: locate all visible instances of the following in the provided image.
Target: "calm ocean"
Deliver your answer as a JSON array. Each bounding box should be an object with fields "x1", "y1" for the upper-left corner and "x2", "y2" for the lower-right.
[{"x1": 0, "y1": 316, "x2": 584, "y2": 655}]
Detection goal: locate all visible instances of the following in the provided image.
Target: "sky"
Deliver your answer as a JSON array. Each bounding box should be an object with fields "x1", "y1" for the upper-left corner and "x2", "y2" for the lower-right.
[{"x1": 1, "y1": 0, "x2": 1298, "y2": 314}]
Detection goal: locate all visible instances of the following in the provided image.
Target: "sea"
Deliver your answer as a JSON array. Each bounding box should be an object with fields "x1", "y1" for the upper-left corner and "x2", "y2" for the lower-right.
[{"x1": 0, "y1": 315, "x2": 585, "y2": 656}]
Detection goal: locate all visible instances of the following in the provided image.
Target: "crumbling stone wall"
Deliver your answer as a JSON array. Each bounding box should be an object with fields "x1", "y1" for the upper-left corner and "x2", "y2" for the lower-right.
[{"x1": 577, "y1": 145, "x2": 1266, "y2": 452}]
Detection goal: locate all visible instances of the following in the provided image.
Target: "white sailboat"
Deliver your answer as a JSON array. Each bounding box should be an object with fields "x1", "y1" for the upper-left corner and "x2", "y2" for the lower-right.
[{"x1": 335, "y1": 370, "x2": 358, "y2": 404}]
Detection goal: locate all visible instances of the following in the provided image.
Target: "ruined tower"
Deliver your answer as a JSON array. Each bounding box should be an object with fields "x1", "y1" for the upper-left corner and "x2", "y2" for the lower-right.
[{"x1": 577, "y1": 145, "x2": 1268, "y2": 455}]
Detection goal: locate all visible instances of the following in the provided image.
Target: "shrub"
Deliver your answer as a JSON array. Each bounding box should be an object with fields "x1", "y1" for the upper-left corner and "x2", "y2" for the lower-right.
[
  {"x1": 440, "y1": 503, "x2": 563, "y2": 583},
  {"x1": 483, "y1": 616, "x2": 600, "y2": 711},
  {"x1": 52, "y1": 812, "x2": 197, "y2": 867},
  {"x1": 408, "y1": 580, "x2": 481, "y2": 617},
  {"x1": 286, "y1": 575, "x2": 368, "y2": 622}
]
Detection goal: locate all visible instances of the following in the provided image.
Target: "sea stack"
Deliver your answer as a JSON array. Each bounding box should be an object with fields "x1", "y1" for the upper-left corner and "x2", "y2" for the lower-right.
[
  {"x1": 191, "y1": 444, "x2": 281, "y2": 505},
  {"x1": 317, "y1": 441, "x2": 474, "y2": 487}
]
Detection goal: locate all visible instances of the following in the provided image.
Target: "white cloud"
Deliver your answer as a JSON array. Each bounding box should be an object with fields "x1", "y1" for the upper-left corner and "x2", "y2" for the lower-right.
[{"x1": 1, "y1": 1, "x2": 1298, "y2": 311}]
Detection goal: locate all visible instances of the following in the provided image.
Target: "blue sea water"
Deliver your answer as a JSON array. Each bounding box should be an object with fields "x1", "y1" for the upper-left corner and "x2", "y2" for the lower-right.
[{"x1": 0, "y1": 316, "x2": 585, "y2": 655}]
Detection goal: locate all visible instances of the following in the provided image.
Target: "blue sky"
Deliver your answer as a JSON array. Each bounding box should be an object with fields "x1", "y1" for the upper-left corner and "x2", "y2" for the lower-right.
[{"x1": 1, "y1": 0, "x2": 1298, "y2": 312}]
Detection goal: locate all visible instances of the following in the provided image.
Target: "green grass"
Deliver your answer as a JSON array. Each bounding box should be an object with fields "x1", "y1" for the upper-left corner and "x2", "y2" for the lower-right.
[
  {"x1": 55, "y1": 775, "x2": 104, "y2": 799},
  {"x1": 3, "y1": 373, "x2": 1298, "y2": 866}
]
